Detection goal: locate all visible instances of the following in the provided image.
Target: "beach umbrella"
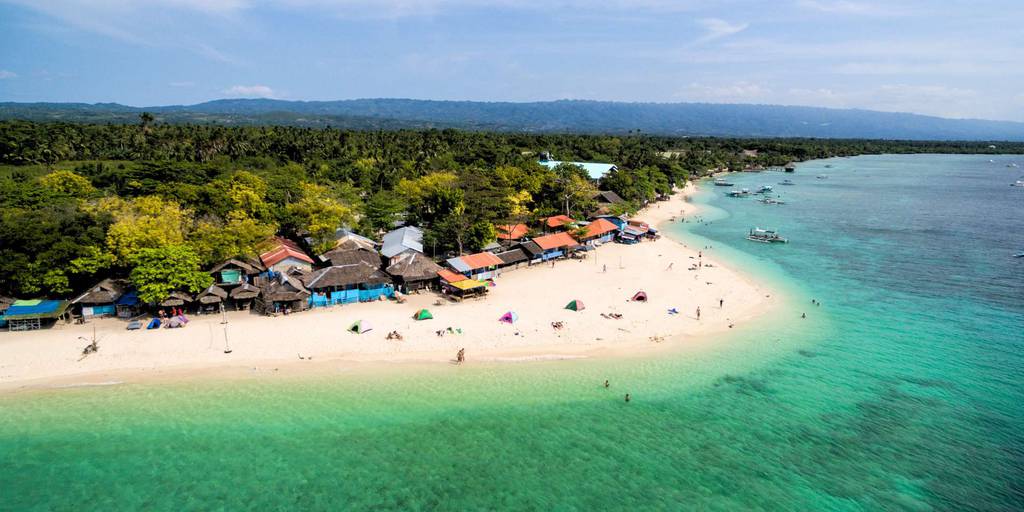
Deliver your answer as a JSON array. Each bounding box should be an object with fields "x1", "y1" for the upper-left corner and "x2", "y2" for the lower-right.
[
  {"x1": 413, "y1": 309, "x2": 433, "y2": 321},
  {"x1": 348, "y1": 320, "x2": 373, "y2": 334},
  {"x1": 565, "y1": 300, "x2": 585, "y2": 312},
  {"x1": 499, "y1": 311, "x2": 518, "y2": 324},
  {"x1": 632, "y1": 291, "x2": 648, "y2": 302}
]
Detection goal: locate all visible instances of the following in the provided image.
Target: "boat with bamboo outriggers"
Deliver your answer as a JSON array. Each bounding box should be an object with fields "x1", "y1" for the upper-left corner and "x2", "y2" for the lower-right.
[{"x1": 747, "y1": 228, "x2": 789, "y2": 243}]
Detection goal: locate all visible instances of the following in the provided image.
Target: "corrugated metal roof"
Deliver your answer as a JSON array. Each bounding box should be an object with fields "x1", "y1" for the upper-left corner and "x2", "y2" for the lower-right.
[
  {"x1": 539, "y1": 160, "x2": 617, "y2": 180},
  {"x1": 382, "y1": 226, "x2": 424, "y2": 258},
  {"x1": 446, "y1": 257, "x2": 471, "y2": 273}
]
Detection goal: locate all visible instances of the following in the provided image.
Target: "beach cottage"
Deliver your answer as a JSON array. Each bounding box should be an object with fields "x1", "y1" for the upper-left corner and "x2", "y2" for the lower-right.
[
  {"x1": 318, "y1": 232, "x2": 381, "y2": 267},
  {"x1": 385, "y1": 251, "x2": 442, "y2": 293},
  {"x1": 445, "y1": 251, "x2": 504, "y2": 280},
  {"x1": 209, "y1": 258, "x2": 264, "y2": 287},
  {"x1": 496, "y1": 223, "x2": 529, "y2": 245},
  {"x1": 495, "y1": 247, "x2": 530, "y2": 272},
  {"x1": 542, "y1": 215, "x2": 575, "y2": 233},
  {"x1": 576, "y1": 218, "x2": 619, "y2": 246},
  {"x1": 301, "y1": 263, "x2": 394, "y2": 307},
  {"x1": 259, "y1": 237, "x2": 315, "y2": 274},
  {"x1": 71, "y1": 278, "x2": 129, "y2": 319},
  {"x1": 530, "y1": 232, "x2": 578, "y2": 261}
]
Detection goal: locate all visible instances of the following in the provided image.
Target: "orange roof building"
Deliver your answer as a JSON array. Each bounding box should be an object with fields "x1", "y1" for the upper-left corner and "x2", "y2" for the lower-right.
[
  {"x1": 532, "y1": 232, "x2": 578, "y2": 251},
  {"x1": 543, "y1": 215, "x2": 575, "y2": 230},
  {"x1": 497, "y1": 223, "x2": 529, "y2": 240},
  {"x1": 259, "y1": 237, "x2": 314, "y2": 272},
  {"x1": 578, "y1": 218, "x2": 619, "y2": 240}
]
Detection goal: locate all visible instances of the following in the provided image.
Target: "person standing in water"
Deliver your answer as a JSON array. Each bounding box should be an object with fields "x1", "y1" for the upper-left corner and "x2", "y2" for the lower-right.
[
  {"x1": 604, "y1": 380, "x2": 610, "y2": 388},
  {"x1": 625, "y1": 393, "x2": 631, "y2": 403}
]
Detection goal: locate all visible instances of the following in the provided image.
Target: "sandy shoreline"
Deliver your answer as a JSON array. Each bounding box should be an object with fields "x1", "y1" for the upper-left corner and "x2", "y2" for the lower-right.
[{"x1": 0, "y1": 183, "x2": 781, "y2": 392}]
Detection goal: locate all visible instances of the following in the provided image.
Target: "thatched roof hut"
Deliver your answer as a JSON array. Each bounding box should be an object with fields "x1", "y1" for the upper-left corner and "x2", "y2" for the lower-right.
[
  {"x1": 261, "y1": 273, "x2": 310, "y2": 302},
  {"x1": 386, "y1": 251, "x2": 443, "y2": 283},
  {"x1": 197, "y1": 285, "x2": 228, "y2": 304},
  {"x1": 71, "y1": 278, "x2": 129, "y2": 305},
  {"x1": 321, "y1": 246, "x2": 382, "y2": 268},
  {"x1": 301, "y1": 263, "x2": 392, "y2": 291},
  {"x1": 159, "y1": 291, "x2": 194, "y2": 307},
  {"x1": 229, "y1": 283, "x2": 261, "y2": 300}
]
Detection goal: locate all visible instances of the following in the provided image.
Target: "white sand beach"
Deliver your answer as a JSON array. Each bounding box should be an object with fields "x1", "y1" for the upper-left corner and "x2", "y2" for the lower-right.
[{"x1": 0, "y1": 184, "x2": 779, "y2": 390}]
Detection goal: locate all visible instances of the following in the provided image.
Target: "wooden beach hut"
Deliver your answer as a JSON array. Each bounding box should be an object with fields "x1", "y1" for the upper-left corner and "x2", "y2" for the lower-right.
[
  {"x1": 386, "y1": 251, "x2": 442, "y2": 293},
  {"x1": 576, "y1": 218, "x2": 619, "y2": 246},
  {"x1": 159, "y1": 291, "x2": 194, "y2": 308},
  {"x1": 255, "y1": 272, "x2": 310, "y2": 315},
  {"x1": 196, "y1": 285, "x2": 228, "y2": 313},
  {"x1": 70, "y1": 278, "x2": 129, "y2": 319}
]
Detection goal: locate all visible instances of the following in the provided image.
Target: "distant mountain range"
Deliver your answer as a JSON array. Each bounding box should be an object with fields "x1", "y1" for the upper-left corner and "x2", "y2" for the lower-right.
[{"x1": 2, "y1": 98, "x2": 1023, "y2": 141}]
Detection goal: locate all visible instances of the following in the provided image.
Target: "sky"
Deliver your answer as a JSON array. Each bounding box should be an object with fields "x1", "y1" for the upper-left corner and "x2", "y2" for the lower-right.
[{"x1": 0, "y1": 0, "x2": 1022, "y2": 121}]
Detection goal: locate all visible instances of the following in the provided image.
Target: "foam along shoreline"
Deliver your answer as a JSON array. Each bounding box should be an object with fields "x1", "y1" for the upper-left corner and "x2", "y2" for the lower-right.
[{"x1": 0, "y1": 183, "x2": 780, "y2": 391}]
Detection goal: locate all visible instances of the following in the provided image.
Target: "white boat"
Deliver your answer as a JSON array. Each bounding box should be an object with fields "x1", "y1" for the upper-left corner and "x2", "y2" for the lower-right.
[
  {"x1": 714, "y1": 178, "x2": 734, "y2": 187},
  {"x1": 727, "y1": 188, "x2": 751, "y2": 197},
  {"x1": 1008, "y1": 163, "x2": 1019, "y2": 168},
  {"x1": 816, "y1": 175, "x2": 828, "y2": 179},
  {"x1": 757, "y1": 185, "x2": 774, "y2": 193},
  {"x1": 779, "y1": 179, "x2": 795, "y2": 186},
  {"x1": 758, "y1": 197, "x2": 785, "y2": 205},
  {"x1": 747, "y1": 227, "x2": 788, "y2": 243},
  {"x1": 1012, "y1": 180, "x2": 1024, "y2": 188}
]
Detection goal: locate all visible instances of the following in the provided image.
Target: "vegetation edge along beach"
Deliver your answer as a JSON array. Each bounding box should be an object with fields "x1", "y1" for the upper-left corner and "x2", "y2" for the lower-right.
[{"x1": 1, "y1": 119, "x2": 1021, "y2": 389}]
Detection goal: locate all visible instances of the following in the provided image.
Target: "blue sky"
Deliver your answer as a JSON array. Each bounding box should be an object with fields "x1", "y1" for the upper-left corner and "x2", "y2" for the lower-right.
[{"x1": 0, "y1": 0, "x2": 1022, "y2": 121}]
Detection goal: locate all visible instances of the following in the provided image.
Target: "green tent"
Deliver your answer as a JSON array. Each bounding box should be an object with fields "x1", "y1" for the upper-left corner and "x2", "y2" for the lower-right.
[
  {"x1": 348, "y1": 320, "x2": 372, "y2": 334},
  {"x1": 413, "y1": 309, "x2": 433, "y2": 320},
  {"x1": 565, "y1": 300, "x2": 585, "y2": 312}
]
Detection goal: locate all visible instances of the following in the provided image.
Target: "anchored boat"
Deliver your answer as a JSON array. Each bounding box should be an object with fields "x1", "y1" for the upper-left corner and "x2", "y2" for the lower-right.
[
  {"x1": 779, "y1": 179, "x2": 795, "y2": 186},
  {"x1": 714, "y1": 178, "x2": 734, "y2": 187},
  {"x1": 727, "y1": 188, "x2": 751, "y2": 197},
  {"x1": 747, "y1": 228, "x2": 789, "y2": 243},
  {"x1": 757, "y1": 185, "x2": 774, "y2": 193}
]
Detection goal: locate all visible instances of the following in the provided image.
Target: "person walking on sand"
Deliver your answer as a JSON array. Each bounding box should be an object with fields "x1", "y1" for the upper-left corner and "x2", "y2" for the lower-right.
[
  {"x1": 696, "y1": 306, "x2": 701, "y2": 320},
  {"x1": 719, "y1": 298, "x2": 724, "y2": 308},
  {"x1": 603, "y1": 264, "x2": 607, "y2": 273},
  {"x1": 667, "y1": 262, "x2": 674, "y2": 270},
  {"x1": 456, "y1": 348, "x2": 465, "y2": 364}
]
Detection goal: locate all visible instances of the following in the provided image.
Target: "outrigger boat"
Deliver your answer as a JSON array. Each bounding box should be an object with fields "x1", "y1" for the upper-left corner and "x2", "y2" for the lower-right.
[
  {"x1": 1012, "y1": 179, "x2": 1024, "y2": 188},
  {"x1": 779, "y1": 179, "x2": 795, "y2": 186},
  {"x1": 757, "y1": 185, "x2": 774, "y2": 193},
  {"x1": 758, "y1": 197, "x2": 786, "y2": 205},
  {"x1": 747, "y1": 228, "x2": 788, "y2": 243},
  {"x1": 727, "y1": 188, "x2": 751, "y2": 197},
  {"x1": 714, "y1": 178, "x2": 734, "y2": 187}
]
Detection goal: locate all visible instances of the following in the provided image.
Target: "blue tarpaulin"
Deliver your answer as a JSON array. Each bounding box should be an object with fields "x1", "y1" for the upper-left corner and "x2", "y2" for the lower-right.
[
  {"x1": 2, "y1": 300, "x2": 68, "y2": 319},
  {"x1": 116, "y1": 290, "x2": 140, "y2": 306}
]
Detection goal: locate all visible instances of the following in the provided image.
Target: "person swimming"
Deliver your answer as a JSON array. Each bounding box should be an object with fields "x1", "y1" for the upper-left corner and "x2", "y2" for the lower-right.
[{"x1": 625, "y1": 393, "x2": 631, "y2": 403}]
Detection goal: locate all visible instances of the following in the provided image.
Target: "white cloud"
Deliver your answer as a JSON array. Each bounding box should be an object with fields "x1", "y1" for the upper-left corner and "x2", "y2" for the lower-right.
[
  {"x1": 0, "y1": 70, "x2": 17, "y2": 79},
  {"x1": 694, "y1": 18, "x2": 749, "y2": 44},
  {"x1": 796, "y1": 0, "x2": 896, "y2": 16},
  {"x1": 223, "y1": 84, "x2": 278, "y2": 98}
]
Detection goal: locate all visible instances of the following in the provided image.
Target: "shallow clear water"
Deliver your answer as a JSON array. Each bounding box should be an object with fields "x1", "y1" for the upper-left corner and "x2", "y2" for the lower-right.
[{"x1": 2, "y1": 154, "x2": 1022, "y2": 510}]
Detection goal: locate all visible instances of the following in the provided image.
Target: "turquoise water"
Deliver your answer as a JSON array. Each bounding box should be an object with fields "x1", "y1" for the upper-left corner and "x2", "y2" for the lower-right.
[{"x1": 2, "y1": 154, "x2": 1022, "y2": 510}]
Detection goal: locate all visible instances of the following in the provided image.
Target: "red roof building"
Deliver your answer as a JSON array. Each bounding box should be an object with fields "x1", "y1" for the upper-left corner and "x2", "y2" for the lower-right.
[{"x1": 259, "y1": 237, "x2": 314, "y2": 271}]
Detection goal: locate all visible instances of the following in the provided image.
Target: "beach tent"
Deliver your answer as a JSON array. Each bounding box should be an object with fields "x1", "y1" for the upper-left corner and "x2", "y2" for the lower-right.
[
  {"x1": 146, "y1": 318, "x2": 161, "y2": 329},
  {"x1": 348, "y1": 320, "x2": 373, "y2": 334},
  {"x1": 499, "y1": 311, "x2": 519, "y2": 324},
  {"x1": 564, "y1": 300, "x2": 585, "y2": 312},
  {"x1": 414, "y1": 309, "x2": 433, "y2": 321},
  {"x1": 166, "y1": 318, "x2": 183, "y2": 328},
  {"x1": 632, "y1": 291, "x2": 648, "y2": 302}
]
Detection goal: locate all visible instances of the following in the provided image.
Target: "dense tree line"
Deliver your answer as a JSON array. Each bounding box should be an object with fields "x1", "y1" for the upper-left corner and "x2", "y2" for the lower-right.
[{"x1": 1, "y1": 119, "x2": 1020, "y2": 300}]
